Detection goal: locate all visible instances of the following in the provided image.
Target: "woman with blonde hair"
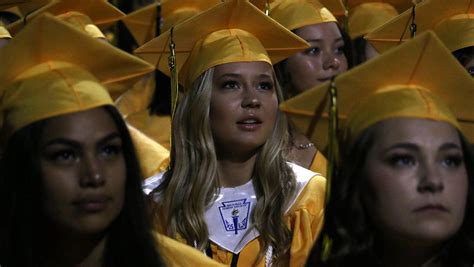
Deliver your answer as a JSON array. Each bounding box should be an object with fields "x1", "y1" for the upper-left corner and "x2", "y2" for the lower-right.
[{"x1": 136, "y1": 1, "x2": 327, "y2": 266}]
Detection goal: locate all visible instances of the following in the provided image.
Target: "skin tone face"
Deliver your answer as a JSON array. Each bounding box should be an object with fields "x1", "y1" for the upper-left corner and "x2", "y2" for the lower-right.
[
  {"x1": 39, "y1": 107, "x2": 126, "y2": 236},
  {"x1": 210, "y1": 61, "x2": 278, "y2": 186},
  {"x1": 363, "y1": 118, "x2": 468, "y2": 265},
  {"x1": 285, "y1": 22, "x2": 348, "y2": 94}
]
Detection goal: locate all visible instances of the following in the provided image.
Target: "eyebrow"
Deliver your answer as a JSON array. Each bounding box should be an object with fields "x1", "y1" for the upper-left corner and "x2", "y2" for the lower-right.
[
  {"x1": 439, "y1": 142, "x2": 462, "y2": 151},
  {"x1": 306, "y1": 37, "x2": 344, "y2": 43},
  {"x1": 383, "y1": 142, "x2": 462, "y2": 153},
  {"x1": 383, "y1": 142, "x2": 419, "y2": 153},
  {"x1": 43, "y1": 132, "x2": 121, "y2": 149},
  {"x1": 216, "y1": 73, "x2": 273, "y2": 79}
]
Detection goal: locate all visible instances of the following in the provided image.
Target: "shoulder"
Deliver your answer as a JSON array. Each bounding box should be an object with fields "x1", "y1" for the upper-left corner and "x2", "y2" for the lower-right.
[
  {"x1": 155, "y1": 233, "x2": 225, "y2": 267},
  {"x1": 286, "y1": 162, "x2": 326, "y2": 216}
]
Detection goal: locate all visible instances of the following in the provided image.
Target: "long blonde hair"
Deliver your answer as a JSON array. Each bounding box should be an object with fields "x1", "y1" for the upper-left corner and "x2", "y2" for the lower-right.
[{"x1": 154, "y1": 66, "x2": 296, "y2": 266}]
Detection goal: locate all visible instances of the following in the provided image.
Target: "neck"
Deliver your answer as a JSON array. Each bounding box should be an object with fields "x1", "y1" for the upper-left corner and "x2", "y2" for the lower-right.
[
  {"x1": 377, "y1": 239, "x2": 442, "y2": 267},
  {"x1": 216, "y1": 152, "x2": 257, "y2": 187},
  {"x1": 40, "y1": 229, "x2": 108, "y2": 267}
]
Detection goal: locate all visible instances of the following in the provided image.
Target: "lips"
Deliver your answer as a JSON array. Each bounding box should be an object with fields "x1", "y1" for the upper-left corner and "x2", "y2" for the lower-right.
[
  {"x1": 414, "y1": 204, "x2": 449, "y2": 213},
  {"x1": 73, "y1": 195, "x2": 111, "y2": 213},
  {"x1": 236, "y1": 115, "x2": 262, "y2": 131}
]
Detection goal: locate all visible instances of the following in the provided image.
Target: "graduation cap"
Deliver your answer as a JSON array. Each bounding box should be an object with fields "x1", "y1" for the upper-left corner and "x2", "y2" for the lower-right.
[
  {"x1": 135, "y1": 0, "x2": 309, "y2": 89},
  {"x1": 7, "y1": 0, "x2": 125, "y2": 35},
  {"x1": 346, "y1": 0, "x2": 417, "y2": 38},
  {"x1": 122, "y1": 0, "x2": 220, "y2": 46},
  {"x1": 0, "y1": 13, "x2": 154, "y2": 138},
  {"x1": 365, "y1": 0, "x2": 474, "y2": 52},
  {"x1": 269, "y1": 0, "x2": 341, "y2": 31}
]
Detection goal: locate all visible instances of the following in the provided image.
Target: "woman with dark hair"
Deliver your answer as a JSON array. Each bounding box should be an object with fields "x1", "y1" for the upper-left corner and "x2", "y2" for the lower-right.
[
  {"x1": 268, "y1": 0, "x2": 351, "y2": 174},
  {"x1": 289, "y1": 32, "x2": 474, "y2": 266},
  {"x1": 0, "y1": 14, "x2": 224, "y2": 267},
  {"x1": 136, "y1": 1, "x2": 327, "y2": 266}
]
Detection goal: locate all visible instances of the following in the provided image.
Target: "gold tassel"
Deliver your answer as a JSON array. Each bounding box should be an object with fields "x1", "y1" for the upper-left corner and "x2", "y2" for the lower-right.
[
  {"x1": 325, "y1": 77, "x2": 338, "y2": 205},
  {"x1": 321, "y1": 77, "x2": 339, "y2": 262},
  {"x1": 264, "y1": 0, "x2": 270, "y2": 15},
  {"x1": 168, "y1": 27, "x2": 179, "y2": 169},
  {"x1": 409, "y1": 5, "x2": 417, "y2": 38}
]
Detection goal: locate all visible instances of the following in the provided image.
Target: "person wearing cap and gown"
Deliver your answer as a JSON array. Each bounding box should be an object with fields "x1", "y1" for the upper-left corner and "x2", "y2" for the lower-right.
[
  {"x1": 345, "y1": 0, "x2": 417, "y2": 65},
  {"x1": 5, "y1": 0, "x2": 171, "y2": 176},
  {"x1": 280, "y1": 31, "x2": 474, "y2": 266},
  {"x1": 136, "y1": 1, "x2": 327, "y2": 266},
  {"x1": 0, "y1": 14, "x2": 225, "y2": 267},
  {"x1": 365, "y1": 0, "x2": 474, "y2": 76},
  {"x1": 266, "y1": 0, "x2": 349, "y2": 176},
  {"x1": 116, "y1": 0, "x2": 221, "y2": 150}
]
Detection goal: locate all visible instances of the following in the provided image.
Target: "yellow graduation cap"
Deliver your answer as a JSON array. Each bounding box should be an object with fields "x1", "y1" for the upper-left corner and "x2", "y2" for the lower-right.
[
  {"x1": 268, "y1": 0, "x2": 340, "y2": 31},
  {"x1": 135, "y1": 0, "x2": 309, "y2": 89},
  {"x1": 365, "y1": 0, "x2": 474, "y2": 53},
  {"x1": 7, "y1": 0, "x2": 125, "y2": 36},
  {"x1": 280, "y1": 31, "x2": 474, "y2": 153},
  {"x1": 122, "y1": 0, "x2": 220, "y2": 46},
  {"x1": 346, "y1": 0, "x2": 418, "y2": 38},
  {"x1": 0, "y1": 13, "x2": 154, "y2": 139}
]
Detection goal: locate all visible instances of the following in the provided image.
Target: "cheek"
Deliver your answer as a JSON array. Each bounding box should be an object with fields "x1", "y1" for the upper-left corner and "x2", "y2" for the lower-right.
[
  {"x1": 365, "y1": 165, "x2": 416, "y2": 220},
  {"x1": 40, "y1": 168, "x2": 77, "y2": 221}
]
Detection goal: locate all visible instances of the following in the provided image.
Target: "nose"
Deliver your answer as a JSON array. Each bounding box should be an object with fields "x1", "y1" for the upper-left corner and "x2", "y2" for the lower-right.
[
  {"x1": 80, "y1": 154, "x2": 105, "y2": 187},
  {"x1": 322, "y1": 52, "x2": 341, "y2": 70},
  {"x1": 241, "y1": 88, "x2": 261, "y2": 109},
  {"x1": 417, "y1": 162, "x2": 444, "y2": 193}
]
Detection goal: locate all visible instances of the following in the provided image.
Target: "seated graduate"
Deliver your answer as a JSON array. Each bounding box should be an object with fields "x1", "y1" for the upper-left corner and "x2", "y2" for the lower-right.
[
  {"x1": 135, "y1": 0, "x2": 327, "y2": 266},
  {"x1": 282, "y1": 31, "x2": 474, "y2": 266},
  {"x1": 0, "y1": 14, "x2": 224, "y2": 267}
]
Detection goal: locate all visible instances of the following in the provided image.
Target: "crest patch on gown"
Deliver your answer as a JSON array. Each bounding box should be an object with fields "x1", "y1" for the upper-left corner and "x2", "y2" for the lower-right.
[{"x1": 218, "y1": 199, "x2": 251, "y2": 234}]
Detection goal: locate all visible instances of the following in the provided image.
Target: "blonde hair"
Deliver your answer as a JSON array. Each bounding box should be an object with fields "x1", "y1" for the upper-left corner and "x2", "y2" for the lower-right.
[{"x1": 154, "y1": 66, "x2": 296, "y2": 266}]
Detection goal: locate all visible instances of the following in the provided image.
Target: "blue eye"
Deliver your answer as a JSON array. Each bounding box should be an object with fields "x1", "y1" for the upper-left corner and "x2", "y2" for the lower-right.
[{"x1": 389, "y1": 154, "x2": 416, "y2": 167}]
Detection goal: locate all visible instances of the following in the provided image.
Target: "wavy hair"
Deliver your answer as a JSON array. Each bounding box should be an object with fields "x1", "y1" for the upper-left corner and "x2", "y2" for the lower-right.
[
  {"x1": 153, "y1": 67, "x2": 296, "y2": 266},
  {"x1": 306, "y1": 123, "x2": 474, "y2": 267}
]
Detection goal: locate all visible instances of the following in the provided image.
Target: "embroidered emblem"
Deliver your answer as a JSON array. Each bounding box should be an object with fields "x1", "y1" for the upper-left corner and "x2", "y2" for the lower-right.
[{"x1": 218, "y1": 199, "x2": 251, "y2": 235}]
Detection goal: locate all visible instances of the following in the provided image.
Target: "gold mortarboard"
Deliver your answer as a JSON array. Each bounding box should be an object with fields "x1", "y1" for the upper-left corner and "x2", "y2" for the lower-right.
[
  {"x1": 269, "y1": 0, "x2": 340, "y2": 31},
  {"x1": 7, "y1": 0, "x2": 125, "y2": 35},
  {"x1": 365, "y1": 0, "x2": 474, "y2": 53},
  {"x1": 0, "y1": 13, "x2": 154, "y2": 138},
  {"x1": 347, "y1": 1, "x2": 404, "y2": 38},
  {"x1": 280, "y1": 31, "x2": 474, "y2": 152},
  {"x1": 123, "y1": 0, "x2": 220, "y2": 46},
  {"x1": 135, "y1": 0, "x2": 310, "y2": 89}
]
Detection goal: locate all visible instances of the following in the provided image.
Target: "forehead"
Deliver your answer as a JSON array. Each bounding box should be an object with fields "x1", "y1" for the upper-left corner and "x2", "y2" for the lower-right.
[
  {"x1": 40, "y1": 107, "x2": 118, "y2": 143},
  {"x1": 213, "y1": 61, "x2": 273, "y2": 77},
  {"x1": 371, "y1": 118, "x2": 461, "y2": 147},
  {"x1": 294, "y1": 21, "x2": 342, "y2": 41}
]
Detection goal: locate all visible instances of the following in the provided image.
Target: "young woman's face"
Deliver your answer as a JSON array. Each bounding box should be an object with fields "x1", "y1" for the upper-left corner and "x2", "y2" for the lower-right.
[
  {"x1": 363, "y1": 118, "x2": 468, "y2": 247},
  {"x1": 210, "y1": 61, "x2": 278, "y2": 156},
  {"x1": 284, "y1": 22, "x2": 348, "y2": 94},
  {"x1": 39, "y1": 107, "x2": 126, "y2": 235}
]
